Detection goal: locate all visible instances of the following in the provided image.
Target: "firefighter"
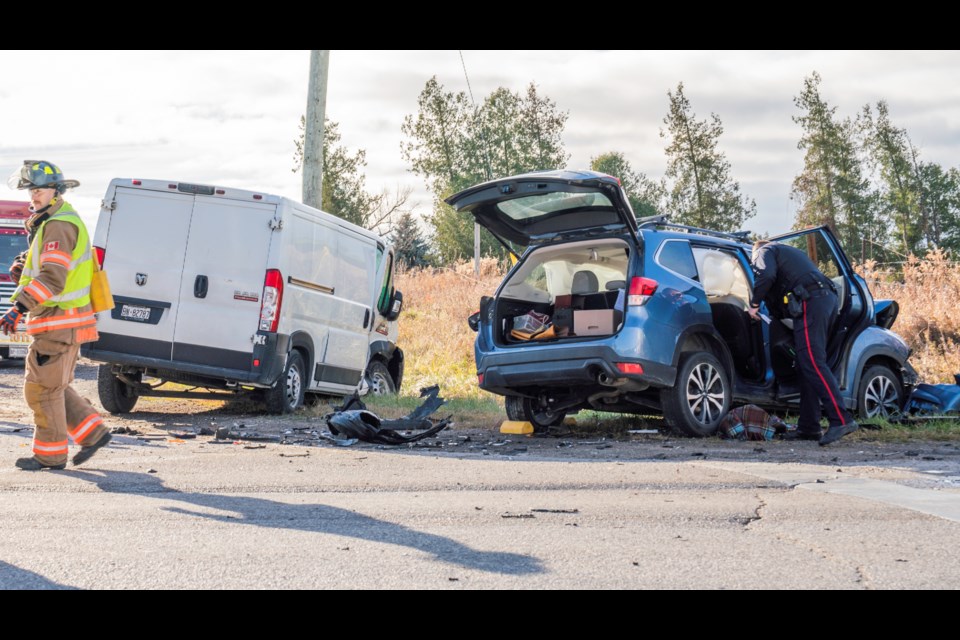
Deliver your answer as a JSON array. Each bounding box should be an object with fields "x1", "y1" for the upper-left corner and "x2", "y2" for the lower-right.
[
  {"x1": 748, "y1": 239, "x2": 859, "y2": 446},
  {"x1": 2, "y1": 160, "x2": 110, "y2": 470}
]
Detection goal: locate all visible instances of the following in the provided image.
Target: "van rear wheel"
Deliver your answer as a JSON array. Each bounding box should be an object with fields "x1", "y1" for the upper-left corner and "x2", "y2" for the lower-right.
[
  {"x1": 265, "y1": 351, "x2": 305, "y2": 414},
  {"x1": 504, "y1": 396, "x2": 566, "y2": 432},
  {"x1": 97, "y1": 365, "x2": 139, "y2": 414}
]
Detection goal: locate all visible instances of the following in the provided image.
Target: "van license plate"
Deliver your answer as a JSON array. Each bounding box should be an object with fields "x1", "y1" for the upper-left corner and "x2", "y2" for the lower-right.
[
  {"x1": 120, "y1": 304, "x2": 151, "y2": 321},
  {"x1": 9, "y1": 345, "x2": 28, "y2": 358}
]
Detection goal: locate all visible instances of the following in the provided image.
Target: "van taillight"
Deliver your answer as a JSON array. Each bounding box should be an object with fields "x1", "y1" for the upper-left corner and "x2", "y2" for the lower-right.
[
  {"x1": 93, "y1": 246, "x2": 106, "y2": 268},
  {"x1": 259, "y1": 269, "x2": 284, "y2": 332},
  {"x1": 628, "y1": 277, "x2": 658, "y2": 306}
]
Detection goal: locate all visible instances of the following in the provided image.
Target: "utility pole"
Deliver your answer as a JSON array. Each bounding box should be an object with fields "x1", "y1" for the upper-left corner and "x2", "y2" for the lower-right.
[{"x1": 302, "y1": 50, "x2": 330, "y2": 209}]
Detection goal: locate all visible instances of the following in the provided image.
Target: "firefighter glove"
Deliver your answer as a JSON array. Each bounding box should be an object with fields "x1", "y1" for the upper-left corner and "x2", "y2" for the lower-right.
[
  {"x1": 1, "y1": 306, "x2": 24, "y2": 335},
  {"x1": 9, "y1": 255, "x2": 25, "y2": 284}
]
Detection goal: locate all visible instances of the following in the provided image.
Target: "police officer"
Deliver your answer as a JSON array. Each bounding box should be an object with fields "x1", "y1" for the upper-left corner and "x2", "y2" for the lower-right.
[
  {"x1": 748, "y1": 239, "x2": 859, "y2": 445},
  {"x1": 2, "y1": 160, "x2": 110, "y2": 470}
]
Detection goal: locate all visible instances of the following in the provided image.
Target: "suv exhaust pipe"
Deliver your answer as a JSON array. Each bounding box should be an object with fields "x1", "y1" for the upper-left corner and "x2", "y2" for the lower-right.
[{"x1": 598, "y1": 372, "x2": 626, "y2": 387}]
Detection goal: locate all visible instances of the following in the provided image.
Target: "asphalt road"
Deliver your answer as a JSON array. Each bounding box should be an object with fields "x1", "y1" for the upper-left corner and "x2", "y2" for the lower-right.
[{"x1": 1, "y1": 359, "x2": 959, "y2": 589}]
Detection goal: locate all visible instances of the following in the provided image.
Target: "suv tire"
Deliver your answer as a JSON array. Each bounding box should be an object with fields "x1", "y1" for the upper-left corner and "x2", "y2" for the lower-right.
[
  {"x1": 504, "y1": 395, "x2": 566, "y2": 432},
  {"x1": 662, "y1": 351, "x2": 730, "y2": 437},
  {"x1": 857, "y1": 364, "x2": 902, "y2": 419}
]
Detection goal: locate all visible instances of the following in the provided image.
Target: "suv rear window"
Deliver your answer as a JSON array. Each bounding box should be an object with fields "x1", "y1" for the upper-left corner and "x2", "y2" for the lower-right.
[{"x1": 498, "y1": 192, "x2": 614, "y2": 221}]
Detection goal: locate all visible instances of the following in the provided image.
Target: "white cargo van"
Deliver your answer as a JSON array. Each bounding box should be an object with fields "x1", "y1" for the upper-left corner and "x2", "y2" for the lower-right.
[{"x1": 82, "y1": 178, "x2": 404, "y2": 414}]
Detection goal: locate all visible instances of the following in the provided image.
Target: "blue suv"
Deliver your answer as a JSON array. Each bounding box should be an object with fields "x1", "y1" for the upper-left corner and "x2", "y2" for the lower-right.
[{"x1": 448, "y1": 170, "x2": 917, "y2": 436}]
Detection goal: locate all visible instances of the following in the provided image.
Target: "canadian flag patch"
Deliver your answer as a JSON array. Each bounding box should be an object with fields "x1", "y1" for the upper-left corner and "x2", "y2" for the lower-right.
[{"x1": 44, "y1": 241, "x2": 60, "y2": 252}]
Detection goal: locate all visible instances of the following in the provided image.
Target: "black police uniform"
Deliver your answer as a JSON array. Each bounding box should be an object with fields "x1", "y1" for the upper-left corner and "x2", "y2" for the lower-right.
[{"x1": 750, "y1": 243, "x2": 855, "y2": 437}]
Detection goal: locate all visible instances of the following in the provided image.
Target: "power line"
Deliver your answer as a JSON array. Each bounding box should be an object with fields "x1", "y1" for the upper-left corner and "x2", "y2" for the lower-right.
[{"x1": 459, "y1": 50, "x2": 494, "y2": 276}]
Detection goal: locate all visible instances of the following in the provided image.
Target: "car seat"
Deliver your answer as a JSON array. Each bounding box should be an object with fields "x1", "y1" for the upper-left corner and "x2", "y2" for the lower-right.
[
  {"x1": 571, "y1": 270, "x2": 605, "y2": 310},
  {"x1": 571, "y1": 270, "x2": 599, "y2": 295}
]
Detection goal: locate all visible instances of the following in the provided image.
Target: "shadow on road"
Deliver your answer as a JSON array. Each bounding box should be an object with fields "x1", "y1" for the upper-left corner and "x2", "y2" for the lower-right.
[
  {"x1": 0, "y1": 561, "x2": 79, "y2": 590},
  {"x1": 70, "y1": 469, "x2": 543, "y2": 576}
]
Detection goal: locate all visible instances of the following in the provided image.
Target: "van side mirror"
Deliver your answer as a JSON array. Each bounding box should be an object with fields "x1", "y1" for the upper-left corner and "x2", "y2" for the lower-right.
[{"x1": 386, "y1": 289, "x2": 403, "y2": 321}]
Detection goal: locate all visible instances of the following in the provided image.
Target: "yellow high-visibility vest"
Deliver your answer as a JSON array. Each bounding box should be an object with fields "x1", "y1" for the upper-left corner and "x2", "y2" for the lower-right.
[{"x1": 19, "y1": 203, "x2": 94, "y2": 309}]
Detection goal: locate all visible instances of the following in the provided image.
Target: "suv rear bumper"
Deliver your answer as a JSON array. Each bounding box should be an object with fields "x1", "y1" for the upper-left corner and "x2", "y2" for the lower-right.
[{"x1": 478, "y1": 344, "x2": 675, "y2": 394}]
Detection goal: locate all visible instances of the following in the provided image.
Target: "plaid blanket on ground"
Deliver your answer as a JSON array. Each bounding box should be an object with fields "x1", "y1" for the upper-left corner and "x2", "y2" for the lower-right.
[{"x1": 718, "y1": 404, "x2": 789, "y2": 441}]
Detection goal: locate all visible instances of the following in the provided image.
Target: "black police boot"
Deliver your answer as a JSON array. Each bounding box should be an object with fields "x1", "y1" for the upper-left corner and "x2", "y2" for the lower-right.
[{"x1": 819, "y1": 421, "x2": 859, "y2": 446}]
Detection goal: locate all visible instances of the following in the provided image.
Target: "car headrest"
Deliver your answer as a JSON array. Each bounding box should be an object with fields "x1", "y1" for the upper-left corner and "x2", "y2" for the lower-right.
[{"x1": 571, "y1": 270, "x2": 599, "y2": 295}]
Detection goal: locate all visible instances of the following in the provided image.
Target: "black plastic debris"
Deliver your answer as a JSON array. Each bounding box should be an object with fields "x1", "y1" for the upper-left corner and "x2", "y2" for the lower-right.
[
  {"x1": 214, "y1": 427, "x2": 281, "y2": 443},
  {"x1": 531, "y1": 508, "x2": 579, "y2": 514},
  {"x1": 325, "y1": 385, "x2": 451, "y2": 445},
  {"x1": 334, "y1": 390, "x2": 367, "y2": 413}
]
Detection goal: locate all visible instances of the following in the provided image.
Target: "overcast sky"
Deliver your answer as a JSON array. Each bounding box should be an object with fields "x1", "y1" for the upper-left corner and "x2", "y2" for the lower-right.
[{"x1": 2, "y1": 50, "x2": 959, "y2": 237}]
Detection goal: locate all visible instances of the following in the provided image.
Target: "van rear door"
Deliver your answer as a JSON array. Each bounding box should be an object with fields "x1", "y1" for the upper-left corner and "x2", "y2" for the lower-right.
[
  {"x1": 97, "y1": 186, "x2": 195, "y2": 359},
  {"x1": 171, "y1": 195, "x2": 276, "y2": 369}
]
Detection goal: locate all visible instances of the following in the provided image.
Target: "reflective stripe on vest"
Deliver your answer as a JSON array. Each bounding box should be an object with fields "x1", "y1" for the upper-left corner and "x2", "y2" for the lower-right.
[
  {"x1": 25, "y1": 306, "x2": 97, "y2": 335},
  {"x1": 19, "y1": 203, "x2": 94, "y2": 310}
]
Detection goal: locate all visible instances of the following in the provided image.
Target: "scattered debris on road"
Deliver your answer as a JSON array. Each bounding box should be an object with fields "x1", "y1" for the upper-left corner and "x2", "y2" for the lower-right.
[
  {"x1": 325, "y1": 385, "x2": 451, "y2": 445},
  {"x1": 501, "y1": 513, "x2": 536, "y2": 519},
  {"x1": 531, "y1": 508, "x2": 579, "y2": 514},
  {"x1": 214, "y1": 427, "x2": 281, "y2": 443}
]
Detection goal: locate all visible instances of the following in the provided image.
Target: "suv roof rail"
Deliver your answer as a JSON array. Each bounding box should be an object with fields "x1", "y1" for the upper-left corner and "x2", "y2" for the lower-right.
[{"x1": 637, "y1": 214, "x2": 751, "y2": 242}]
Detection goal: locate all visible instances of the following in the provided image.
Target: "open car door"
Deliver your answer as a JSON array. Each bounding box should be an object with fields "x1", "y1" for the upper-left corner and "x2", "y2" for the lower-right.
[{"x1": 767, "y1": 226, "x2": 872, "y2": 367}]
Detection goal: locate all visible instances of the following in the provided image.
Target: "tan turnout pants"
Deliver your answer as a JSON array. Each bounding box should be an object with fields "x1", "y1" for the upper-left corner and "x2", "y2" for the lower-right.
[{"x1": 24, "y1": 336, "x2": 107, "y2": 466}]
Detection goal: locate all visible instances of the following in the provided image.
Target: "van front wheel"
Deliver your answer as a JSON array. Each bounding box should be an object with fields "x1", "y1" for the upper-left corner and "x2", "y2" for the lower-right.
[
  {"x1": 366, "y1": 360, "x2": 396, "y2": 395},
  {"x1": 265, "y1": 351, "x2": 305, "y2": 414}
]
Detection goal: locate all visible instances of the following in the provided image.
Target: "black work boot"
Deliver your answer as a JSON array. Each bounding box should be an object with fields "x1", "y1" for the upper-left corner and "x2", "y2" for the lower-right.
[
  {"x1": 783, "y1": 429, "x2": 822, "y2": 441},
  {"x1": 15, "y1": 457, "x2": 66, "y2": 471},
  {"x1": 819, "y1": 421, "x2": 859, "y2": 446},
  {"x1": 72, "y1": 433, "x2": 112, "y2": 467}
]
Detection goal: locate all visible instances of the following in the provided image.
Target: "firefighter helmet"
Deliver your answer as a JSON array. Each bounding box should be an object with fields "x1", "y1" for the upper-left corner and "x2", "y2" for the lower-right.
[{"x1": 6, "y1": 160, "x2": 80, "y2": 192}]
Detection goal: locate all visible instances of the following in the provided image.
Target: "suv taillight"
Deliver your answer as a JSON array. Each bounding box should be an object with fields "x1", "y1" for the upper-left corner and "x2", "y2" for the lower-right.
[
  {"x1": 628, "y1": 277, "x2": 658, "y2": 306},
  {"x1": 259, "y1": 269, "x2": 284, "y2": 332}
]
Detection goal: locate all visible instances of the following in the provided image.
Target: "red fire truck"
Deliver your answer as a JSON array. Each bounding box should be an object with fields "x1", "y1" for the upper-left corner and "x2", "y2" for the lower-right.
[{"x1": 0, "y1": 200, "x2": 32, "y2": 360}]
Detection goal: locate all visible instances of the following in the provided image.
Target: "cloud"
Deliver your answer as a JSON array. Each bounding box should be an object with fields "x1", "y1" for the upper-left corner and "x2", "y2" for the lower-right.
[{"x1": 3, "y1": 50, "x2": 960, "y2": 240}]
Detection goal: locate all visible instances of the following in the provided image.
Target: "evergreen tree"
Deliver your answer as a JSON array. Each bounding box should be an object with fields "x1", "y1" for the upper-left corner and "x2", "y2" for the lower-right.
[
  {"x1": 391, "y1": 209, "x2": 431, "y2": 269},
  {"x1": 589, "y1": 151, "x2": 665, "y2": 218},
  {"x1": 791, "y1": 72, "x2": 874, "y2": 257},
  {"x1": 661, "y1": 83, "x2": 756, "y2": 231}
]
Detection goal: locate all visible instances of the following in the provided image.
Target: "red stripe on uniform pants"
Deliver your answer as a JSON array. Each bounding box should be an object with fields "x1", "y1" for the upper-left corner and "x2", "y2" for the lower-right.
[
  {"x1": 33, "y1": 439, "x2": 68, "y2": 456},
  {"x1": 69, "y1": 414, "x2": 103, "y2": 444},
  {"x1": 802, "y1": 300, "x2": 844, "y2": 422}
]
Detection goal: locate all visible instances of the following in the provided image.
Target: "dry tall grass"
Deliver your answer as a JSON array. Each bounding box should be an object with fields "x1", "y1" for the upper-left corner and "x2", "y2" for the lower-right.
[
  {"x1": 860, "y1": 249, "x2": 960, "y2": 384},
  {"x1": 396, "y1": 259, "x2": 505, "y2": 398}
]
